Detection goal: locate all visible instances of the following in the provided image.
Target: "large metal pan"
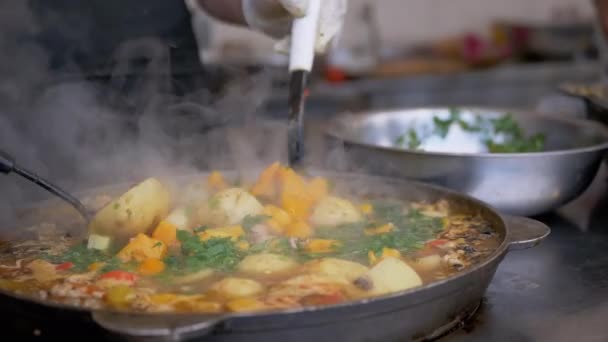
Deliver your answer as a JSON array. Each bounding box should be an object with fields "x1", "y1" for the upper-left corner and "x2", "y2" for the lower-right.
[
  {"x1": 326, "y1": 108, "x2": 608, "y2": 216},
  {"x1": 0, "y1": 171, "x2": 549, "y2": 341}
]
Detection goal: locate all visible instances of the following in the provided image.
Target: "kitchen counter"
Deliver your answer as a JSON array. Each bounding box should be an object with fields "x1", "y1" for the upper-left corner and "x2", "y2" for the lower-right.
[{"x1": 446, "y1": 163, "x2": 608, "y2": 342}]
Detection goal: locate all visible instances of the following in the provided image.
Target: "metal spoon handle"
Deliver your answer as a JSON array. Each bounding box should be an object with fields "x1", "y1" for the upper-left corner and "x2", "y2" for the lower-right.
[{"x1": 0, "y1": 149, "x2": 91, "y2": 222}]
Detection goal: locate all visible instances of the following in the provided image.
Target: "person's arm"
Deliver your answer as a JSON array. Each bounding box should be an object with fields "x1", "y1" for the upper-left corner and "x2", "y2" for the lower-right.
[
  {"x1": 196, "y1": 0, "x2": 247, "y2": 25},
  {"x1": 192, "y1": 0, "x2": 347, "y2": 53}
]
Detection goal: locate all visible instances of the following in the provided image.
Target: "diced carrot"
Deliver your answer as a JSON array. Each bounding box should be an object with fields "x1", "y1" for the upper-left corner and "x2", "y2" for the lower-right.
[
  {"x1": 152, "y1": 220, "x2": 177, "y2": 246},
  {"x1": 251, "y1": 162, "x2": 281, "y2": 199},
  {"x1": 308, "y1": 177, "x2": 329, "y2": 202},
  {"x1": 207, "y1": 171, "x2": 228, "y2": 191},
  {"x1": 263, "y1": 205, "x2": 292, "y2": 227},
  {"x1": 305, "y1": 239, "x2": 341, "y2": 254},
  {"x1": 285, "y1": 220, "x2": 313, "y2": 238},
  {"x1": 282, "y1": 195, "x2": 314, "y2": 220},
  {"x1": 280, "y1": 168, "x2": 314, "y2": 219},
  {"x1": 117, "y1": 234, "x2": 167, "y2": 262},
  {"x1": 138, "y1": 258, "x2": 166, "y2": 276}
]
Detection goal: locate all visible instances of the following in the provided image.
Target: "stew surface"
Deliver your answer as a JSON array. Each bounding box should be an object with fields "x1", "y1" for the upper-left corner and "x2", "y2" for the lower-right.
[{"x1": 0, "y1": 164, "x2": 499, "y2": 313}]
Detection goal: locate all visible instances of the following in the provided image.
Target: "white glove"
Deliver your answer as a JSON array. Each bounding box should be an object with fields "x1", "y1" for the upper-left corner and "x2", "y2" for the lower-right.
[{"x1": 242, "y1": 0, "x2": 347, "y2": 54}]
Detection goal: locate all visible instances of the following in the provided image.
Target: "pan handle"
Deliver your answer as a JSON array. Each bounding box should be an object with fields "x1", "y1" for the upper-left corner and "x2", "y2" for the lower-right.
[
  {"x1": 91, "y1": 311, "x2": 224, "y2": 341},
  {"x1": 503, "y1": 215, "x2": 551, "y2": 251}
]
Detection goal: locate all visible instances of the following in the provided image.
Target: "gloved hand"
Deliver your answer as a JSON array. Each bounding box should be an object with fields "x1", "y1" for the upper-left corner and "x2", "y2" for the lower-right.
[{"x1": 242, "y1": 0, "x2": 348, "y2": 54}]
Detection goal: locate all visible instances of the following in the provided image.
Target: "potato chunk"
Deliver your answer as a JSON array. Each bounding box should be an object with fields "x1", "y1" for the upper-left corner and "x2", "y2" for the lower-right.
[
  {"x1": 237, "y1": 253, "x2": 297, "y2": 275},
  {"x1": 88, "y1": 178, "x2": 171, "y2": 240},
  {"x1": 212, "y1": 277, "x2": 264, "y2": 299},
  {"x1": 412, "y1": 254, "x2": 442, "y2": 272},
  {"x1": 199, "y1": 188, "x2": 264, "y2": 226},
  {"x1": 356, "y1": 258, "x2": 422, "y2": 295},
  {"x1": 305, "y1": 258, "x2": 369, "y2": 282},
  {"x1": 310, "y1": 196, "x2": 362, "y2": 227}
]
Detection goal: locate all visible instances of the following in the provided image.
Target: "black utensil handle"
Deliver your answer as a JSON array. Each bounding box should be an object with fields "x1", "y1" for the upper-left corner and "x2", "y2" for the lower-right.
[
  {"x1": 288, "y1": 70, "x2": 309, "y2": 168},
  {"x1": 12, "y1": 165, "x2": 91, "y2": 222},
  {"x1": 0, "y1": 149, "x2": 15, "y2": 174}
]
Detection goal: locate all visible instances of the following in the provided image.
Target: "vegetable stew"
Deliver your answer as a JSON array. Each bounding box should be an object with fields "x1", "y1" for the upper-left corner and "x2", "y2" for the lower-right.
[{"x1": 0, "y1": 164, "x2": 500, "y2": 313}]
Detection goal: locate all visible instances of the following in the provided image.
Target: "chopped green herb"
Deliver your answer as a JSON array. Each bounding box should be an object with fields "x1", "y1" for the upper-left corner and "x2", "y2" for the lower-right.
[
  {"x1": 394, "y1": 129, "x2": 421, "y2": 149},
  {"x1": 395, "y1": 110, "x2": 545, "y2": 153},
  {"x1": 44, "y1": 243, "x2": 114, "y2": 272},
  {"x1": 165, "y1": 231, "x2": 243, "y2": 273},
  {"x1": 153, "y1": 242, "x2": 162, "y2": 248},
  {"x1": 113, "y1": 203, "x2": 120, "y2": 210}
]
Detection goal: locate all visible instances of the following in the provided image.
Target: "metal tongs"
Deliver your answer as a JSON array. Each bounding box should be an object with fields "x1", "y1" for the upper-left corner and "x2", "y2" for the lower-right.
[
  {"x1": 0, "y1": 149, "x2": 91, "y2": 222},
  {"x1": 287, "y1": 0, "x2": 322, "y2": 168}
]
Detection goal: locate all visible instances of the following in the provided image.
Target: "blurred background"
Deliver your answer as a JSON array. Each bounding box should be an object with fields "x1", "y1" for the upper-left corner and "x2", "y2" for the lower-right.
[{"x1": 201, "y1": 0, "x2": 599, "y2": 116}]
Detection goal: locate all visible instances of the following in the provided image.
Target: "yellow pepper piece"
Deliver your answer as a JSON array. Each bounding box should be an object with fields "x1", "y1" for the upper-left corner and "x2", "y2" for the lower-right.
[
  {"x1": 236, "y1": 241, "x2": 250, "y2": 251},
  {"x1": 152, "y1": 220, "x2": 177, "y2": 246},
  {"x1": 251, "y1": 162, "x2": 281, "y2": 199},
  {"x1": 207, "y1": 171, "x2": 229, "y2": 192},
  {"x1": 364, "y1": 223, "x2": 395, "y2": 236},
  {"x1": 105, "y1": 285, "x2": 135, "y2": 308},
  {"x1": 368, "y1": 251, "x2": 378, "y2": 265},
  {"x1": 284, "y1": 220, "x2": 313, "y2": 238},
  {"x1": 198, "y1": 225, "x2": 245, "y2": 242},
  {"x1": 149, "y1": 293, "x2": 180, "y2": 305},
  {"x1": 226, "y1": 298, "x2": 268, "y2": 312},
  {"x1": 368, "y1": 247, "x2": 402, "y2": 265},
  {"x1": 138, "y1": 258, "x2": 166, "y2": 276},
  {"x1": 117, "y1": 234, "x2": 167, "y2": 262},
  {"x1": 359, "y1": 203, "x2": 373, "y2": 215},
  {"x1": 305, "y1": 239, "x2": 341, "y2": 254},
  {"x1": 88, "y1": 262, "x2": 105, "y2": 272}
]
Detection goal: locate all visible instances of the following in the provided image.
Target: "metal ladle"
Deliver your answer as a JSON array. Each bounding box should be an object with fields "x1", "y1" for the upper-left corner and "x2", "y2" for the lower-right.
[{"x1": 0, "y1": 149, "x2": 91, "y2": 222}]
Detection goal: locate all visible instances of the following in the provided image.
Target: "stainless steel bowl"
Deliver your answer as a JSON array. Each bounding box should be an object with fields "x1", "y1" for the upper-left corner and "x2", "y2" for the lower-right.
[{"x1": 326, "y1": 107, "x2": 608, "y2": 216}]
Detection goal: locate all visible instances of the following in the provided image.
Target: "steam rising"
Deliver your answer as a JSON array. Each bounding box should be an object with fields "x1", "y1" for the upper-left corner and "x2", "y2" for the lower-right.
[{"x1": 0, "y1": 1, "x2": 289, "y2": 224}]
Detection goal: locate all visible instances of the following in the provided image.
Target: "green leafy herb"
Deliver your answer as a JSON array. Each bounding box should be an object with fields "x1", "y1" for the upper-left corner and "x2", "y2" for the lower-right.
[
  {"x1": 395, "y1": 129, "x2": 422, "y2": 149},
  {"x1": 395, "y1": 110, "x2": 546, "y2": 154},
  {"x1": 310, "y1": 204, "x2": 444, "y2": 262},
  {"x1": 166, "y1": 231, "x2": 243, "y2": 273},
  {"x1": 44, "y1": 243, "x2": 114, "y2": 272},
  {"x1": 153, "y1": 242, "x2": 162, "y2": 248},
  {"x1": 242, "y1": 215, "x2": 270, "y2": 231},
  {"x1": 113, "y1": 203, "x2": 120, "y2": 210},
  {"x1": 433, "y1": 109, "x2": 460, "y2": 138}
]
